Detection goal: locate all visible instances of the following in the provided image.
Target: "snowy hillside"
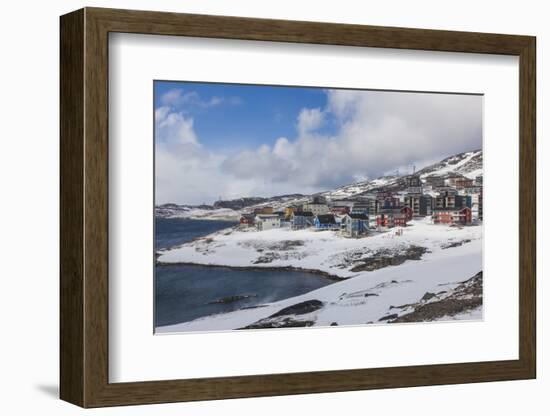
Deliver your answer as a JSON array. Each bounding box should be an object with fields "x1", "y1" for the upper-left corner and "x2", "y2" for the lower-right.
[
  {"x1": 320, "y1": 175, "x2": 399, "y2": 199},
  {"x1": 416, "y1": 149, "x2": 482, "y2": 180},
  {"x1": 321, "y1": 149, "x2": 483, "y2": 199}
]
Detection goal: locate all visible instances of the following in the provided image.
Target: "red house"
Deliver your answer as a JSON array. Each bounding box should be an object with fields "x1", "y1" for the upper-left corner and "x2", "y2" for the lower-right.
[
  {"x1": 432, "y1": 207, "x2": 472, "y2": 225},
  {"x1": 400, "y1": 206, "x2": 413, "y2": 221},
  {"x1": 376, "y1": 213, "x2": 393, "y2": 228},
  {"x1": 376, "y1": 208, "x2": 409, "y2": 228},
  {"x1": 239, "y1": 213, "x2": 256, "y2": 227},
  {"x1": 394, "y1": 212, "x2": 408, "y2": 226}
]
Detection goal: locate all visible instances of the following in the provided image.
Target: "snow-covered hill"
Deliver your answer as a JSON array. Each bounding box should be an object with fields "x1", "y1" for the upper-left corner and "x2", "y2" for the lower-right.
[
  {"x1": 320, "y1": 175, "x2": 399, "y2": 199},
  {"x1": 321, "y1": 149, "x2": 482, "y2": 199},
  {"x1": 416, "y1": 149, "x2": 482, "y2": 180}
]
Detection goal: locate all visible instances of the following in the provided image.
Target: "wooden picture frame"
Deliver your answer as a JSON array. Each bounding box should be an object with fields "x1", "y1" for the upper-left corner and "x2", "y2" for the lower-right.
[{"x1": 60, "y1": 7, "x2": 536, "y2": 408}]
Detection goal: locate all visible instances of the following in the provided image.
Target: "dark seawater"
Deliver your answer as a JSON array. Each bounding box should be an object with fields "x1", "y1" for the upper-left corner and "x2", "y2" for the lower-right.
[
  {"x1": 155, "y1": 217, "x2": 334, "y2": 328},
  {"x1": 155, "y1": 217, "x2": 237, "y2": 250}
]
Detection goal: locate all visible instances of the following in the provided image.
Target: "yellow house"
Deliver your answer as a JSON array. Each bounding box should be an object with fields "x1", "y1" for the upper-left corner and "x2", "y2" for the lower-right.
[
  {"x1": 254, "y1": 206, "x2": 273, "y2": 215},
  {"x1": 284, "y1": 206, "x2": 295, "y2": 219}
]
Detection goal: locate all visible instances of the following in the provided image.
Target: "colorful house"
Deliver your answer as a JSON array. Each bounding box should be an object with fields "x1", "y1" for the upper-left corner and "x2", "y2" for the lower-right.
[
  {"x1": 376, "y1": 208, "x2": 409, "y2": 228},
  {"x1": 254, "y1": 206, "x2": 274, "y2": 215},
  {"x1": 376, "y1": 211, "x2": 393, "y2": 228},
  {"x1": 284, "y1": 206, "x2": 296, "y2": 219},
  {"x1": 400, "y1": 206, "x2": 414, "y2": 221},
  {"x1": 432, "y1": 207, "x2": 472, "y2": 225},
  {"x1": 313, "y1": 214, "x2": 339, "y2": 230},
  {"x1": 341, "y1": 213, "x2": 369, "y2": 238},
  {"x1": 290, "y1": 211, "x2": 314, "y2": 230},
  {"x1": 394, "y1": 213, "x2": 408, "y2": 227},
  {"x1": 239, "y1": 213, "x2": 256, "y2": 227},
  {"x1": 255, "y1": 214, "x2": 281, "y2": 231}
]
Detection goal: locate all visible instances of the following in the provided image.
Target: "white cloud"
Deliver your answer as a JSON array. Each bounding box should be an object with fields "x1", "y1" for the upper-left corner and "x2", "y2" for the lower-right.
[
  {"x1": 159, "y1": 88, "x2": 239, "y2": 111},
  {"x1": 297, "y1": 107, "x2": 325, "y2": 135},
  {"x1": 155, "y1": 109, "x2": 222, "y2": 204},
  {"x1": 156, "y1": 89, "x2": 482, "y2": 205},
  {"x1": 155, "y1": 106, "x2": 198, "y2": 146},
  {"x1": 160, "y1": 89, "x2": 186, "y2": 106},
  {"x1": 155, "y1": 107, "x2": 280, "y2": 204}
]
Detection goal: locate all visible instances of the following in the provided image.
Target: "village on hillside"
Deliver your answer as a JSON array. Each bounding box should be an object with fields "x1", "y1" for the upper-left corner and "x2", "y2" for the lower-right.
[{"x1": 239, "y1": 172, "x2": 483, "y2": 238}]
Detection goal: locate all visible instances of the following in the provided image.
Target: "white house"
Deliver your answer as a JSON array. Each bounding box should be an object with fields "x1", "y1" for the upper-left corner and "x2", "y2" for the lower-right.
[
  {"x1": 302, "y1": 202, "x2": 329, "y2": 216},
  {"x1": 255, "y1": 214, "x2": 281, "y2": 231}
]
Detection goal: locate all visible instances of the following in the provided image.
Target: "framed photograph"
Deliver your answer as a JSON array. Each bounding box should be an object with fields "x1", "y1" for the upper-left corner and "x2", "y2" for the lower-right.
[{"x1": 60, "y1": 7, "x2": 536, "y2": 407}]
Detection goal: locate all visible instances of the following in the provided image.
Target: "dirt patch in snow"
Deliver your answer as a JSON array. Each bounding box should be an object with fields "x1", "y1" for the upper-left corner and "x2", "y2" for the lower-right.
[
  {"x1": 348, "y1": 246, "x2": 428, "y2": 272},
  {"x1": 242, "y1": 240, "x2": 310, "y2": 264},
  {"x1": 265, "y1": 240, "x2": 305, "y2": 251}
]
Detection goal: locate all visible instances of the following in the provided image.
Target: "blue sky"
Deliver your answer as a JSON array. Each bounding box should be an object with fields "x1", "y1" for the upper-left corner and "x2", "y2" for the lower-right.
[
  {"x1": 154, "y1": 81, "x2": 482, "y2": 205},
  {"x1": 154, "y1": 81, "x2": 337, "y2": 154}
]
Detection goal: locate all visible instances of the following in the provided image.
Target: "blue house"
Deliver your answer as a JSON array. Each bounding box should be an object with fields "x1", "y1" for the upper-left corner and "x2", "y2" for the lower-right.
[
  {"x1": 313, "y1": 214, "x2": 339, "y2": 230},
  {"x1": 290, "y1": 211, "x2": 314, "y2": 230},
  {"x1": 341, "y1": 213, "x2": 369, "y2": 238}
]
